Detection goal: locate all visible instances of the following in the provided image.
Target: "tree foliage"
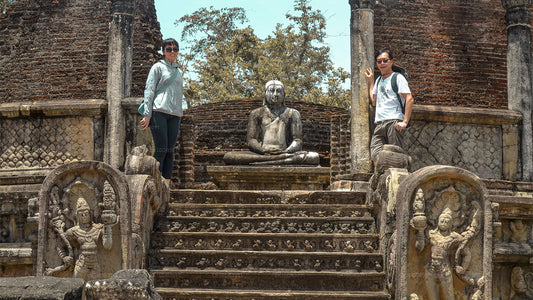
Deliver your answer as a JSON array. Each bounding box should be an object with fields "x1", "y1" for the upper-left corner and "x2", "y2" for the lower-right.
[
  {"x1": 1, "y1": 0, "x2": 16, "y2": 13},
  {"x1": 176, "y1": 0, "x2": 350, "y2": 108}
]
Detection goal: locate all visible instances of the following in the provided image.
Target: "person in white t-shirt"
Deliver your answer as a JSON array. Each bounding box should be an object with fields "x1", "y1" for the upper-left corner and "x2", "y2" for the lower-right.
[{"x1": 365, "y1": 50, "x2": 414, "y2": 162}]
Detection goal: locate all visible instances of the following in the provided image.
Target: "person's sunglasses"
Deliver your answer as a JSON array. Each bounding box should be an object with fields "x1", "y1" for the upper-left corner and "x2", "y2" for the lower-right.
[
  {"x1": 376, "y1": 59, "x2": 390, "y2": 64},
  {"x1": 165, "y1": 47, "x2": 179, "y2": 52}
]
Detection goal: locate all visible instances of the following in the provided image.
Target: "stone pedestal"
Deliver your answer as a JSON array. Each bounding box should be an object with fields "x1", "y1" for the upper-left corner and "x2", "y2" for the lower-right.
[{"x1": 207, "y1": 166, "x2": 331, "y2": 190}]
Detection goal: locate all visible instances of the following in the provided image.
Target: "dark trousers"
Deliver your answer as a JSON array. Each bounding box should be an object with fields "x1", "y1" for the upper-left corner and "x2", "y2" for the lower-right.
[
  {"x1": 149, "y1": 111, "x2": 181, "y2": 179},
  {"x1": 370, "y1": 119, "x2": 404, "y2": 160}
]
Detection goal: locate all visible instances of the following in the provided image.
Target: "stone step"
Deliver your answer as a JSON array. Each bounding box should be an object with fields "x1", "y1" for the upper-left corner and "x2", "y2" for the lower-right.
[
  {"x1": 157, "y1": 216, "x2": 376, "y2": 235},
  {"x1": 155, "y1": 288, "x2": 391, "y2": 300},
  {"x1": 150, "y1": 232, "x2": 380, "y2": 253},
  {"x1": 149, "y1": 249, "x2": 384, "y2": 272},
  {"x1": 166, "y1": 203, "x2": 372, "y2": 219},
  {"x1": 151, "y1": 189, "x2": 386, "y2": 299},
  {"x1": 170, "y1": 190, "x2": 367, "y2": 205},
  {"x1": 151, "y1": 269, "x2": 386, "y2": 292}
]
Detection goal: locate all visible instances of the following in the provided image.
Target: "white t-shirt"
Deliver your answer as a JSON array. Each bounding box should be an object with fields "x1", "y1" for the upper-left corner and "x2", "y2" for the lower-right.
[{"x1": 372, "y1": 73, "x2": 411, "y2": 123}]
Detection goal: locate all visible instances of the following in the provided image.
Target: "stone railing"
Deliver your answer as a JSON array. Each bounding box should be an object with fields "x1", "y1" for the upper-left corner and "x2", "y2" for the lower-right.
[{"x1": 330, "y1": 104, "x2": 522, "y2": 181}]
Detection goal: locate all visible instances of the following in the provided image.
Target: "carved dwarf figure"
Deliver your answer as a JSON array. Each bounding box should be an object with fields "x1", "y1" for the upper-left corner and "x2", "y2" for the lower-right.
[
  {"x1": 511, "y1": 266, "x2": 531, "y2": 300},
  {"x1": 509, "y1": 219, "x2": 528, "y2": 243},
  {"x1": 223, "y1": 80, "x2": 319, "y2": 165}
]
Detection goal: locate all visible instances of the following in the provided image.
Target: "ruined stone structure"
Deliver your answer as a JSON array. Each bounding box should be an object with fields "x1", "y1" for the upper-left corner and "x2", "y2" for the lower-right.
[{"x1": 0, "y1": 0, "x2": 532, "y2": 299}]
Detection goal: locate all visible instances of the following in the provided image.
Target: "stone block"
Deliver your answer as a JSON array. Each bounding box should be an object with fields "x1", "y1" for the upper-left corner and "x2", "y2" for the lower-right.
[
  {"x1": 207, "y1": 165, "x2": 331, "y2": 190},
  {"x1": 0, "y1": 276, "x2": 84, "y2": 300}
]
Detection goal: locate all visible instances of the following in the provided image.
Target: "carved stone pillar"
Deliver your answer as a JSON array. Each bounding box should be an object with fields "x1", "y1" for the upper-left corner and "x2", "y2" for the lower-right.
[
  {"x1": 349, "y1": 0, "x2": 374, "y2": 174},
  {"x1": 502, "y1": 0, "x2": 533, "y2": 181},
  {"x1": 105, "y1": 0, "x2": 135, "y2": 169}
]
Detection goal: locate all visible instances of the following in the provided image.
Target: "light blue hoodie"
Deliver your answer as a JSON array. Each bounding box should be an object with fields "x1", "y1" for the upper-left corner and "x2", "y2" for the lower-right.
[{"x1": 142, "y1": 60, "x2": 183, "y2": 118}]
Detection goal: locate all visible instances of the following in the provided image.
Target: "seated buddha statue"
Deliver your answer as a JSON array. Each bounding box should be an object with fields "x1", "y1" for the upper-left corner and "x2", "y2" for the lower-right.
[{"x1": 223, "y1": 80, "x2": 319, "y2": 165}]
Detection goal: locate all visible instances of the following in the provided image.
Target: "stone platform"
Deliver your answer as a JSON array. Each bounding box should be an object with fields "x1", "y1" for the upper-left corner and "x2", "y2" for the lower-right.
[{"x1": 207, "y1": 165, "x2": 330, "y2": 190}]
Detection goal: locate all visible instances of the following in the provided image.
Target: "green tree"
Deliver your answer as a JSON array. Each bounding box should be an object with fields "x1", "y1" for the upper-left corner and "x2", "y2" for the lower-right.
[
  {"x1": 1, "y1": 0, "x2": 17, "y2": 13},
  {"x1": 176, "y1": 6, "x2": 255, "y2": 106},
  {"x1": 176, "y1": 0, "x2": 350, "y2": 108}
]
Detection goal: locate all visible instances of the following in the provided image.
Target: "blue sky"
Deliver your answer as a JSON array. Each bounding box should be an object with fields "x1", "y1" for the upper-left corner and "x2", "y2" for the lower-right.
[{"x1": 154, "y1": 0, "x2": 351, "y2": 75}]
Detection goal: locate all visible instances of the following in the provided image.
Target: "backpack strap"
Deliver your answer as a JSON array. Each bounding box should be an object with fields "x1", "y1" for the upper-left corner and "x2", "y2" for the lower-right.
[
  {"x1": 391, "y1": 73, "x2": 404, "y2": 114},
  {"x1": 391, "y1": 72, "x2": 411, "y2": 127},
  {"x1": 375, "y1": 75, "x2": 383, "y2": 88},
  {"x1": 376, "y1": 72, "x2": 406, "y2": 113}
]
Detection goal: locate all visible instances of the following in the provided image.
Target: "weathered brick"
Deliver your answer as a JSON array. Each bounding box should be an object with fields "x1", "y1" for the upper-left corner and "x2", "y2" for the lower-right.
[
  {"x1": 374, "y1": 0, "x2": 507, "y2": 109},
  {"x1": 0, "y1": 0, "x2": 161, "y2": 103}
]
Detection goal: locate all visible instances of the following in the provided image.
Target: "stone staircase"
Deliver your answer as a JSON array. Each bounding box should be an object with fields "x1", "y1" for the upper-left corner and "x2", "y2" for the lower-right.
[{"x1": 148, "y1": 189, "x2": 390, "y2": 300}]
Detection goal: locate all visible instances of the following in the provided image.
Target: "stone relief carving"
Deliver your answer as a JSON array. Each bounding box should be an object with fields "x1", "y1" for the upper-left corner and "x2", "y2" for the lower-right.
[
  {"x1": 409, "y1": 185, "x2": 483, "y2": 300},
  {"x1": 84, "y1": 269, "x2": 162, "y2": 300},
  {"x1": 0, "y1": 197, "x2": 27, "y2": 243},
  {"x1": 414, "y1": 202, "x2": 481, "y2": 300},
  {"x1": 36, "y1": 161, "x2": 131, "y2": 281},
  {"x1": 510, "y1": 266, "x2": 533, "y2": 300},
  {"x1": 124, "y1": 145, "x2": 168, "y2": 269},
  {"x1": 0, "y1": 118, "x2": 93, "y2": 169},
  {"x1": 509, "y1": 219, "x2": 528, "y2": 243},
  {"x1": 43, "y1": 179, "x2": 119, "y2": 281},
  {"x1": 404, "y1": 122, "x2": 503, "y2": 179},
  {"x1": 410, "y1": 189, "x2": 427, "y2": 252},
  {"x1": 394, "y1": 166, "x2": 491, "y2": 300}
]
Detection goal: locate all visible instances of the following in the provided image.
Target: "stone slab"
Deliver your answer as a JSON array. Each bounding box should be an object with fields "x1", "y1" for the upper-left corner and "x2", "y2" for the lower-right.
[
  {"x1": 0, "y1": 276, "x2": 84, "y2": 300},
  {"x1": 207, "y1": 165, "x2": 330, "y2": 190},
  {"x1": 0, "y1": 243, "x2": 32, "y2": 265}
]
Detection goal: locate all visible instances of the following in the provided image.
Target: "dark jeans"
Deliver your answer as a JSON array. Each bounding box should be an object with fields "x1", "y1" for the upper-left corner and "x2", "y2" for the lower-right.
[
  {"x1": 370, "y1": 119, "x2": 404, "y2": 160},
  {"x1": 149, "y1": 111, "x2": 181, "y2": 179}
]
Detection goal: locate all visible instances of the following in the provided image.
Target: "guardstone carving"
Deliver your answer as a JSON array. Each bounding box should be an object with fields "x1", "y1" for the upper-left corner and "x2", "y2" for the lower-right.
[
  {"x1": 394, "y1": 166, "x2": 492, "y2": 300},
  {"x1": 36, "y1": 161, "x2": 132, "y2": 281}
]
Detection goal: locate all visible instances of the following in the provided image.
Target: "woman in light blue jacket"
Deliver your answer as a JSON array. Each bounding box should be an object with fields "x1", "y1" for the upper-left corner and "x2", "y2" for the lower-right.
[{"x1": 140, "y1": 38, "x2": 183, "y2": 184}]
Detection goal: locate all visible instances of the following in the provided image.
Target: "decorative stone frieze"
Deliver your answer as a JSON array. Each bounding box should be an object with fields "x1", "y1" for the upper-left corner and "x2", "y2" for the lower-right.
[
  {"x1": 504, "y1": 5, "x2": 532, "y2": 28},
  {"x1": 0, "y1": 117, "x2": 96, "y2": 170},
  {"x1": 349, "y1": 0, "x2": 375, "y2": 10},
  {"x1": 502, "y1": 0, "x2": 533, "y2": 10},
  {"x1": 84, "y1": 269, "x2": 162, "y2": 300}
]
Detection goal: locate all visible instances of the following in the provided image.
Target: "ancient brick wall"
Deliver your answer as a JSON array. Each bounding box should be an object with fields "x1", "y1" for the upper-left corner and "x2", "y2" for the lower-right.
[
  {"x1": 374, "y1": 0, "x2": 507, "y2": 108},
  {"x1": 187, "y1": 98, "x2": 346, "y2": 152},
  {"x1": 0, "y1": 0, "x2": 160, "y2": 103}
]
